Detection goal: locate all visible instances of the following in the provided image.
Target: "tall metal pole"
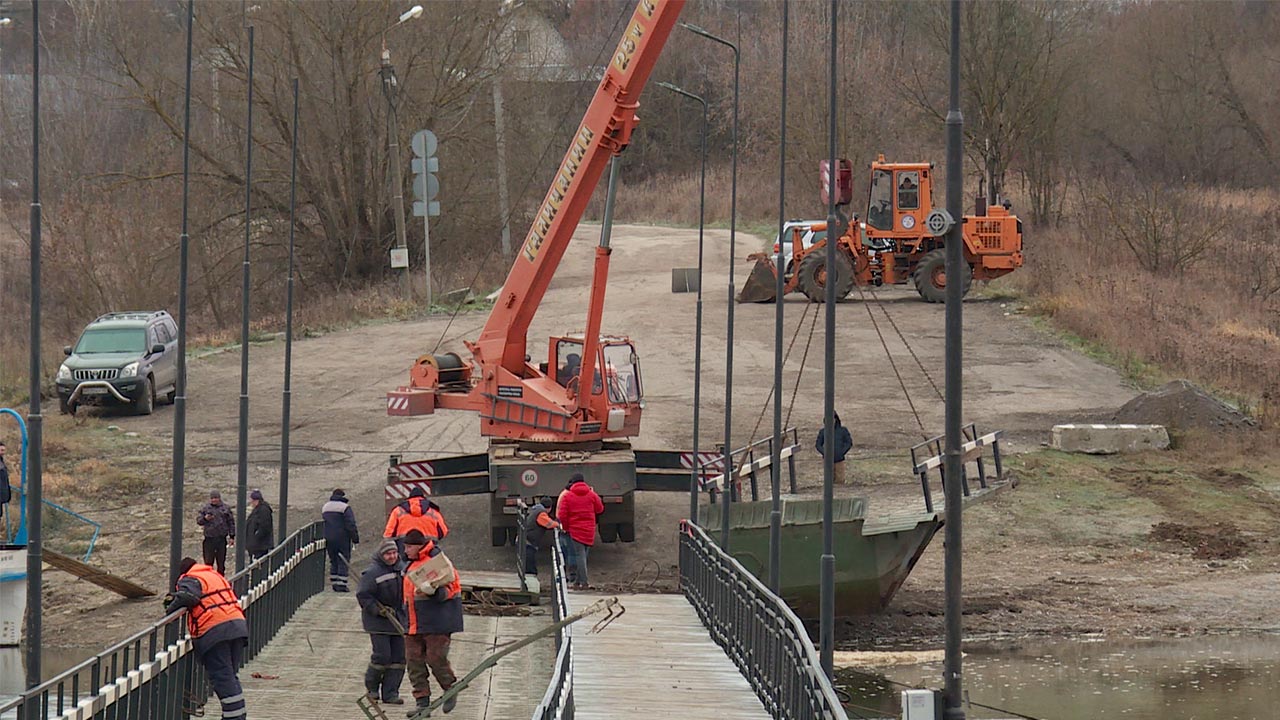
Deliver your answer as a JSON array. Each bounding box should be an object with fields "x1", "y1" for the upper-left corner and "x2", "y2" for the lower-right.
[
  {"x1": 25, "y1": 0, "x2": 43, "y2": 700},
  {"x1": 658, "y1": 83, "x2": 707, "y2": 525},
  {"x1": 381, "y1": 50, "x2": 410, "y2": 297},
  {"x1": 279, "y1": 78, "x2": 299, "y2": 545},
  {"x1": 769, "y1": 0, "x2": 790, "y2": 595},
  {"x1": 235, "y1": 26, "x2": 255, "y2": 573},
  {"x1": 493, "y1": 80, "x2": 512, "y2": 262},
  {"x1": 819, "y1": 0, "x2": 839, "y2": 679},
  {"x1": 170, "y1": 0, "x2": 194, "y2": 593},
  {"x1": 679, "y1": 22, "x2": 739, "y2": 549},
  {"x1": 943, "y1": 0, "x2": 967, "y2": 716}
]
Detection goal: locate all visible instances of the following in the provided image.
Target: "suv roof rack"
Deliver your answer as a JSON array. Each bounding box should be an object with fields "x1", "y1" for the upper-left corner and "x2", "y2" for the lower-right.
[{"x1": 91, "y1": 310, "x2": 170, "y2": 324}]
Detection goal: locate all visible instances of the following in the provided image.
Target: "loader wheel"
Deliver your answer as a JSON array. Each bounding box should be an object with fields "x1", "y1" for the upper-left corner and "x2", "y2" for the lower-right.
[
  {"x1": 796, "y1": 251, "x2": 854, "y2": 303},
  {"x1": 913, "y1": 249, "x2": 971, "y2": 303}
]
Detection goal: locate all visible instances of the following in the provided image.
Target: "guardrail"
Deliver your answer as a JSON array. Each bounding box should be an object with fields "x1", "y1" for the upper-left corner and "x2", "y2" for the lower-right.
[
  {"x1": 679, "y1": 521, "x2": 848, "y2": 720},
  {"x1": 0, "y1": 521, "x2": 326, "y2": 720},
  {"x1": 699, "y1": 427, "x2": 801, "y2": 501},
  {"x1": 909, "y1": 423, "x2": 1004, "y2": 513},
  {"x1": 529, "y1": 528, "x2": 574, "y2": 720}
]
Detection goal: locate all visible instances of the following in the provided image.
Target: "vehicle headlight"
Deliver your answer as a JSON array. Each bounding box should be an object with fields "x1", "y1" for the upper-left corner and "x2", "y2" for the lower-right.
[
  {"x1": 119, "y1": 362, "x2": 139, "y2": 378},
  {"x1": 57, "y1": 364, "x2": 71, "y2": 381}
]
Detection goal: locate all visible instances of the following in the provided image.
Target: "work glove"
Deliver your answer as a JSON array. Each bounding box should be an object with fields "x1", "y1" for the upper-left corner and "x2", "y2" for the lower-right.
[
  {"x1": 162, "y1": 593, "x2": 176, "y2": 612},
  {"x1": 376, "y1": 604, "x2": 395, "y2": 618}
]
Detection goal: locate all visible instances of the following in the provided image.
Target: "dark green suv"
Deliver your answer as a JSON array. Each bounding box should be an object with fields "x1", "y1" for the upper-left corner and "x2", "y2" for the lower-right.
[{"x1": 56, "y1": 311, "x2": 179, "y2": 415}]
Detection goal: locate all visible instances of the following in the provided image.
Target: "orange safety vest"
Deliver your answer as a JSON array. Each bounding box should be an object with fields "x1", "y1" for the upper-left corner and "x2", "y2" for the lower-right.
[
  {"x1": 182, "y1": 564, "x2": 245, "y2": 638},
  {"x1": 384, "y1": 497, "x2": 449, "y2": 540},
  {"x1": 403, "y1": 549, "x2": 462, "y2": 635}
]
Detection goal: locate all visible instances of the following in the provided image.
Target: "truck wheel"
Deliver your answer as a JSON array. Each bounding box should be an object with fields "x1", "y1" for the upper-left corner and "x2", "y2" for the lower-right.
[
  {"x1": 491, "y1": 525, "x2": 508, "y2": 547},
  {"x1": 599, "y1": 523, "x2": 619, "y2": 544},
  {"x1": 618, "y1": 522, "x2": 636, "y2": 543},
  {"x1": 134, "y1": 377, "x2": 154, "y2": 415},
  {"x1": 913, "y1": 249, "x2": 971, "y2": 303},
  {"x1": 796, "y1": 250, "x2": 854, "y2": 303}
]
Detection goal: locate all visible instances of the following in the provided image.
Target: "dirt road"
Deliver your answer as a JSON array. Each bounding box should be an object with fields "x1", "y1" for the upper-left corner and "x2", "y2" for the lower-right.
[
  {"x1": 43, "y1": 222, "x2": 1156, "y2": 647},
  {"x1": 127, "y1": 224, "x2": 1128, "y2": 574}
]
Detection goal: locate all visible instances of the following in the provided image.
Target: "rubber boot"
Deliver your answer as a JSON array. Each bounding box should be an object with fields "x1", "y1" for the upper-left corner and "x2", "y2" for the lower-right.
[
  {"x1": 382, "y1": 666, "x2": 406, "y2": 704},
  {"x1": 441, "y1": 690, "x2": 456, "y2": 714},
  {"x1": 407, "y1": 697, "x2": 431, "y2": 718},
  {"x1": 364, "y1": 665, "x2": 384, "y2": 702}
]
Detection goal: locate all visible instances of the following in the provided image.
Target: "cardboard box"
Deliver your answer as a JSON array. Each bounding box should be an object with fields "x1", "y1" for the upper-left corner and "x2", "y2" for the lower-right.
[{"x1": 407, "y1": 551, "x2": 456, "y2": 594}]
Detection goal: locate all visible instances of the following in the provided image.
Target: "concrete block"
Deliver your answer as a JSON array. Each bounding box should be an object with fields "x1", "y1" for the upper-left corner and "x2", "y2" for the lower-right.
[{"x1": 1051, "y1": 424, "x2": 1170, "y2": 454}]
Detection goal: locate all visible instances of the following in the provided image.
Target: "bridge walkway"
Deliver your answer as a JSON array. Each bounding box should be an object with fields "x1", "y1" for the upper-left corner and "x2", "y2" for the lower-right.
[
  {"x1": 213, "y1": 591, "x2": 553, "y2": 720},
  {"x1": 565, "y1": 590, "x2": 770, "y2": 720}
]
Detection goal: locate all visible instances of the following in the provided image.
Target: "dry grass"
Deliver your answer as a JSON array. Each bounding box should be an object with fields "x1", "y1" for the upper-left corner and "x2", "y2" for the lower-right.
[{"x1": 1010, "y1": 209, "x2": 1280, "y2": 424}]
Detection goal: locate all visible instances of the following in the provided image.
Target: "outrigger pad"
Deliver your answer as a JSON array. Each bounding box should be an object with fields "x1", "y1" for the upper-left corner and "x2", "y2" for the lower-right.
[{"x1": 736, "y1": 257, "x2": 780, "y2": 303}]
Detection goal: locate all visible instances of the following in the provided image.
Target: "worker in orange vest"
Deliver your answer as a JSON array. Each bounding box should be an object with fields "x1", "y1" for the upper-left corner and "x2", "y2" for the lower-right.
[
  {"x1": 384, "y1": 487, "x2": 449, "y2": 543},
  {"x1": 165, "y1": 557, "x2": 250, "y2": 719},
  {"x1": 402, "y1": 529, "x2": 463, "y2": 716}
]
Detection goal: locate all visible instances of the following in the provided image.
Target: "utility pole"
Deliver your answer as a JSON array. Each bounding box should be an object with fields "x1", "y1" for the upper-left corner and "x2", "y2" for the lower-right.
[
  {"x1": 769, "y1": 0, "x2": 790, "y2": 595},
  {"x1": 170, "y1": 0, "x2": 195, "y2": 596},
  {"x1": 25, "y1": 1, "x2": 44, "y2": 705},
  {"x1": 942, "y1": 0, "x2": 967, "y2": 716},
  {"x1": 819, "y1": 0, "x2": 839, "y2": 679},
  {"x1": 235, "y1": 25, "x2": 255, "y2": 574},
  {"x1": 279, "y1": 77, "x2": 300, "y2": 544},
  {"x1": 381, "y1": 50, "x2": 410, "y2": 297}
]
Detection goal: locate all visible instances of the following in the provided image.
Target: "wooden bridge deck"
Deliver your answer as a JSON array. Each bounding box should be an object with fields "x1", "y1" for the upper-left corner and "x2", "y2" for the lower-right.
[
  {"x1": 214, "y1": 591, "x2": 553, "y2": 720},
  {"x1": 566, "y1": 591, "x2": 770, "y2": 720}
]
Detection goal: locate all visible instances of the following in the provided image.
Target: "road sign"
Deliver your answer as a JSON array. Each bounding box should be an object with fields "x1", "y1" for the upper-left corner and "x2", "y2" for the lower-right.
[
  {"x1": 411, "y1": 129, "x2": 437, "y2": 157},
  {"x1": 413, "y1": 174, "x2": 440, "y2": 202},
  {"x1": 412, "y1": 201, "x2": 441, "y2": 217}
]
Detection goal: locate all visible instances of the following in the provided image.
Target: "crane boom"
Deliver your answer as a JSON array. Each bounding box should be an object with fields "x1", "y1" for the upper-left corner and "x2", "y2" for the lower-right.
[
  {"x1": 388, "y1": 0, "x2": 685, "y2": 446},
  {"x1": 477, "y1": 0, "x2": 683, "y2": 373}
]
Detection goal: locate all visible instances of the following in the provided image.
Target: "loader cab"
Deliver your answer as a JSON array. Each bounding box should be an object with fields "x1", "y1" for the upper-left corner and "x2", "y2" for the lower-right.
[
  {"x1": 551, "y1": 336, "x2": 643, "y2": 405},
  {"x1": 864, "y1": 157, "x2": 933, "y2": 237}
]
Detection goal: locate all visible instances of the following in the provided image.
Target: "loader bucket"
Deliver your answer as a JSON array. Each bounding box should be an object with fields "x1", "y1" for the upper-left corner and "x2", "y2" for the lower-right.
[{"x1": 737, "y1": 256, "x2": 781, "y2": 303}]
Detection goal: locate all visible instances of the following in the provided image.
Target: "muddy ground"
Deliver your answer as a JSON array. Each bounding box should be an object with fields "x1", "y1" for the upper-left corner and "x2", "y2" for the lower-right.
[{"x1": 30, "y1": 223, "x2": 1280, "y2": 652}]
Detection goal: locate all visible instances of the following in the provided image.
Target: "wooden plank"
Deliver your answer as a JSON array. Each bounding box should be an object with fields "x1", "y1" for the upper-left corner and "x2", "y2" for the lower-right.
[
  {"x1": 566, "y1": 591, "x2": 771, "y2": 720},
  {"x1": 42, "y1": 548, "x2": 155, "y2": 598}
]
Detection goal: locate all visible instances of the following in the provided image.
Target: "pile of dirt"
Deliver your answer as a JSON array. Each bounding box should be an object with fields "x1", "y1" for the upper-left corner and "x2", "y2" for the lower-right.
[
  {"x1": 1149, "y1": 521, "x2": 1250, "y2": 560},
  {"x1": 1114, "y1": 380, "x2": 1255, "y2": 432}
]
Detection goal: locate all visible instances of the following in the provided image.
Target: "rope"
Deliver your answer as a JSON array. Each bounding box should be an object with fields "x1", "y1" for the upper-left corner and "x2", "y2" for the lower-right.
[
  {"x1": 783, "y1": 305, "x2": 821, "y2": 429},
  {"x1": 853, "y1": 284, "x2": 928, "y2": 435},
  {"x1": 866, "y1": 286, "x2": 943, "y2": 401},
  {"x1": 749, "y1": 301, "x2": 813, "y2": 440},
  {"x1": 430, "y1": 2, "x2": 635, "y2": 355}
]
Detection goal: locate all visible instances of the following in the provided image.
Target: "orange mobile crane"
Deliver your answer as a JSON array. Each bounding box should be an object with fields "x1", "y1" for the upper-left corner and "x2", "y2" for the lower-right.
[{"x1": 385, "y1": 0, "x2": 695, "y2": 547}]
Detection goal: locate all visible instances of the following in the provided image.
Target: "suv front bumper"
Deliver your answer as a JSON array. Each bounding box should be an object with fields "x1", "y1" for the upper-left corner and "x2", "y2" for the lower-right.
[{"x1": 56, "y1": 378, "x2": 147, "y2": 406}]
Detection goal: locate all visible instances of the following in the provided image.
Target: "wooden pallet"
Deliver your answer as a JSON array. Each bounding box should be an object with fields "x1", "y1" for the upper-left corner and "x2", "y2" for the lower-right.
[{"x1": 43, "y1": 548, "x2": 154, "y2": 599}]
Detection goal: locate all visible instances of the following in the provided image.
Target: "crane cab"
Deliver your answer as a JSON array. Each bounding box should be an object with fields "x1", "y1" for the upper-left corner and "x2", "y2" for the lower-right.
[{"x1": 548, "y1": 334, "x2": 643, "y2": 435}]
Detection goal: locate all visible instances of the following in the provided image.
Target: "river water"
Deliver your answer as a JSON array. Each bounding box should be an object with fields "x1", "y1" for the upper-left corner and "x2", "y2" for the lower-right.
[
  {"x1": 845, "y1": 634, "x2": 1280, "y2": 720},
  {"x1": 0, "y1": 647, "x2": 92, "y2": 709}
]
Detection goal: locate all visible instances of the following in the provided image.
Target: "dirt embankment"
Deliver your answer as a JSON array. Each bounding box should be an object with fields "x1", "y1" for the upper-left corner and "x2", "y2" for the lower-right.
[{"x1": 26, "y1": 225, "x2": 1280, "y2": 654}]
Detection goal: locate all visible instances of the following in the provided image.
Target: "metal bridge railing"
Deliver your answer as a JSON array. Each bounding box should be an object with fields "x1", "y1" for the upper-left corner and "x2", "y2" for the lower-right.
[
  {"x1": 0, "y1": 521, "x2": 327, "y2": 720},
  {"x1": 529, "y1": 528, "x2": 574, "y2": 720},
  {"x1": 679, "y1": 521, "x2": 848, "y2": 720}
]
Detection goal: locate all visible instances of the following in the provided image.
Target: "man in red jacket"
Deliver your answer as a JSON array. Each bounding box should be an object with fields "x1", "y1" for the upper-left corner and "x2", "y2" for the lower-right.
[{"x1": 555, "y1": 473, "x2": 603, "y2": 590}]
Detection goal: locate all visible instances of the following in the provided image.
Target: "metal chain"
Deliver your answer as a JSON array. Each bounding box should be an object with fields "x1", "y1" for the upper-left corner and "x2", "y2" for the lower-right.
[
  {"x1": 750, "y1": 301, "x2": 813, "y2": 440},
  {"x1": 854, "y1": 284, "x2": 928, "y2": 435},
  {"x1": 866, "y1": 286, "x2": 944, "y2": 401}
]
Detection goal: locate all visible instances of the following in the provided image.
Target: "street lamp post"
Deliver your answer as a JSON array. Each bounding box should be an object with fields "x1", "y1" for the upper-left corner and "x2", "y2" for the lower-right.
[
  {"x1": 679, "y1": 20, "x2": 739, "y2": 549},
  {"x1": 820, "y1": 0, "x2": 839, "y2": 679},
  {"x1": 235, "y1": 24, "x2": 255, "y2": 574},
  {"x1": 26, "y1": 1, "x2": 44, "y2": 704},
  {"x1": 770, "y1": 0, "x2": 791, "y2": 595},
  {"x1": 657, "y1": 82, "x2": 707, "y2": 525},
  {"x1": 379, "y1": 5, "x2": 423, "y2": 298}
]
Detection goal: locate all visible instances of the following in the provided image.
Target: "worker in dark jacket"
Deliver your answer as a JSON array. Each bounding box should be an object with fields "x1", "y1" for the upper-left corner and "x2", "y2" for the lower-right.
[
  {"x1": 402, "y1": 529, "x2": 463, "y2": 715},
  {"x1": 166, "y1": 557, "x2": 250, "y2": 719},
  {"x1": 384, "y1": 487, "x2": 448, "y2": 543},
  {"x1": 322, "y1": 488, "x2": 360, "y2": 592},
  {"x1": 522, "y1": 497, "x2": 560, "y2": 576},
  {"x1": 196, "y1": 490, "x2": 236, "y2": 575},
  {"x1": 0, "y1": 440, "x2": 10, "y2": 533},
  {"x1": 244, "y1": 489, "x2": 273, "y2": 561},
  {"x1": 356, "y1": 538, "x2": 408, "y2": 706},
  {"x1": 815, "y1": 412, "x2": 854, "y2": 485}
]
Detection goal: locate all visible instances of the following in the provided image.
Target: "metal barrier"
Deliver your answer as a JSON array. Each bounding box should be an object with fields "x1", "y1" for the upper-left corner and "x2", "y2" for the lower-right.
[
  {"x1": 910, "y1": 423, "x2": 1004, "y2": 513},
  {"x1": 679, "y1": 521, "x2": 848, "y2": 720},
  {"x1": 699, "y1": 427, "x2": 801, "y2": 501},
  {"x1": 0, "y1": 521, "x2": 327, "y2": 720},
  {"x1": 529, "y1": 528, "x2": 574, "y2": 720}
]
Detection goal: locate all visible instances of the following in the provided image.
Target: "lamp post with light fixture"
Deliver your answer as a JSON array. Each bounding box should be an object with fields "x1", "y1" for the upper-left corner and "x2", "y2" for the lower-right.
[{"x1": 380, "y1": 5, "x2": 423, "y2": 296}]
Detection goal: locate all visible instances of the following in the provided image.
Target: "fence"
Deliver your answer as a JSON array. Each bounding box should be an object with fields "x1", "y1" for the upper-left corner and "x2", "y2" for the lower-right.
[
  {"x1": 699, "y1": 427, "x2": 801, "y2": 502},
  {"x1": 0, "y1": 521, "x2": 326, "y2": 720},
  {"x1": 529, "y1": 528, "x2": 573, "y2": 720},
  {"x1": 909, "y1": 423, "x2": 1004, "y2": 514},
  {"x1": 679, "y1": 521, "x2": 848, "y2": 720}
]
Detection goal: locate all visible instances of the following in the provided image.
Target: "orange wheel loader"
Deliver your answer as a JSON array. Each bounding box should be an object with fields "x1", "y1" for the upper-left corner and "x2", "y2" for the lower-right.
[{"x1": 737, "y1": 156, "x2": 1024, "y2": 303}]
